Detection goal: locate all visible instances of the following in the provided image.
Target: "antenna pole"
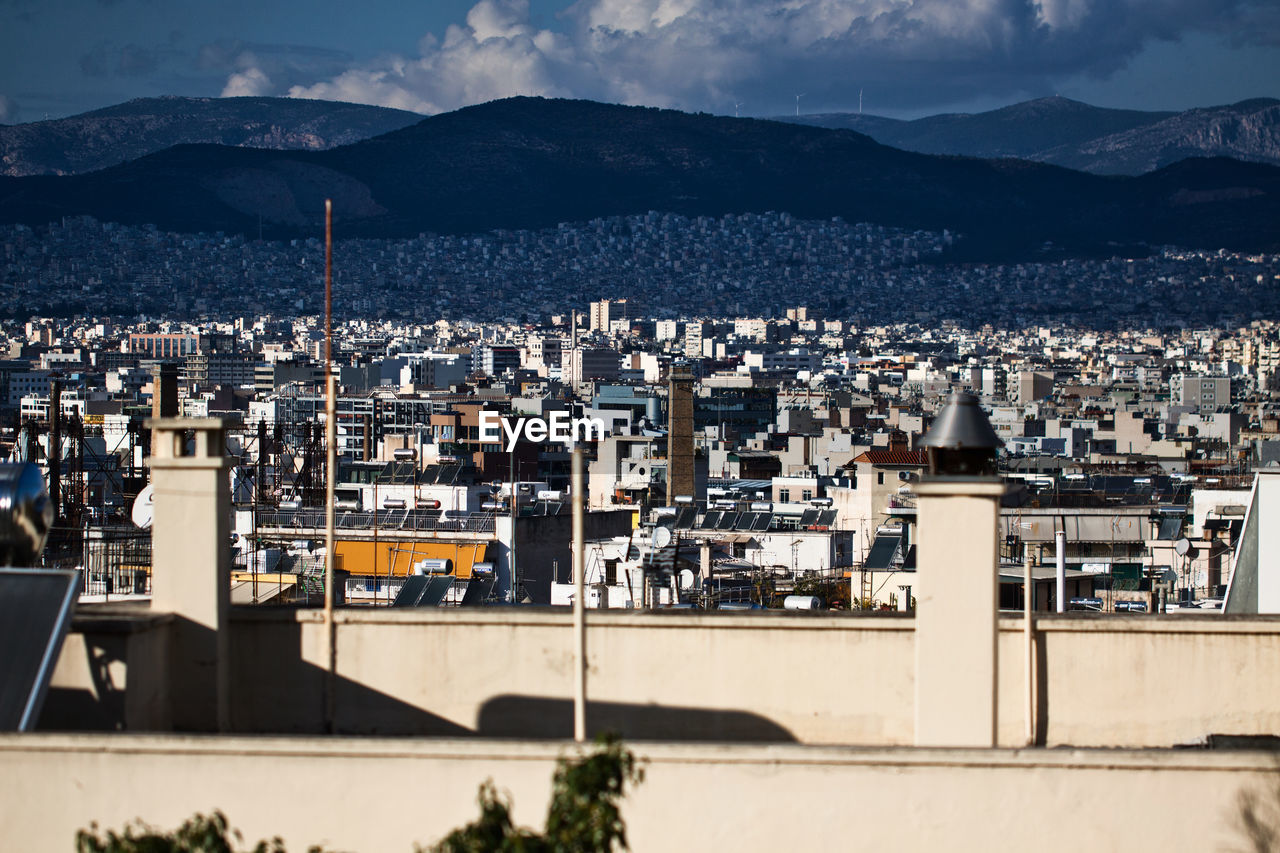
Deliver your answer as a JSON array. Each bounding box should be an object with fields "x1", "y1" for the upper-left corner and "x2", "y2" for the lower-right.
[
  {"x1": 572, "y1": 446, "x2": 587, "y2": 742},
  {"x1": 509, "y1": 438, "x2": 517, "y2": 603},
  {"x1": 323, "y1": 199, "x2": 337, "y2": 733},
  {"x1": 1024, "y1": 542, "x2": 1035, "y2": 746}
]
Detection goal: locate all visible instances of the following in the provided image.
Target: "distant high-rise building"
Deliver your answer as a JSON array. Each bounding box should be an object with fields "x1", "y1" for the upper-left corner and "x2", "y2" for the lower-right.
[
  {"x1": 1017, "y1": 371, "x2": 1055, "y2": 406},
  {"x1": 130, "y1": 333, "x2": 199, "y2": 360},
  {"x1": 564, "y1": 347, "x2": 620, "y2": 386},
  {"x1": 683, "y1": 321, "x2": 704, "y2": 358},
  {"x1": 589, "y1": 299, "x2": 630, "y2": 334},
  {"x1": 523, "y1": 333, "x2": 564, "y2": 373},
  {"x1": 1173, "y1": 373, "x2": 1230, "y2": 413},
  {"x1": 472, "y1": 345, "x2": 521, "y2": 378},
  {"x1": 655, "y1": 320, "x2": 681, "y2": 342}
]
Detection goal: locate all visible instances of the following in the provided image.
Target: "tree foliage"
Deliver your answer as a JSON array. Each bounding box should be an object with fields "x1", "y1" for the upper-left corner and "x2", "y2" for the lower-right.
[
  {"x1": 74, "y1": 737, "x2": 642, "y2": 853},
  {"x1": 428, "y1": 734, "x2": 644, "y2": 853},
  {"x1": 75, "y1": 810, "x2": 297, "y2": 853}
]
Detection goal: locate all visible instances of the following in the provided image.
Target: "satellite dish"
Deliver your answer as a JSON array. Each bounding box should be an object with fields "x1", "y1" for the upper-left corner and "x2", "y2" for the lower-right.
[
  {"x1": 652, "y1": 526, "x2": 672, "y2": 549},
  {"x1": 1174, "y1": 538, "x2": 1191, "y2": 556},
  {"x1": 1161, "y1": 568, "x2": 1178, "y2": 585},
  {"x1": 678, "y1": 568, "x2": 696, "y2": 590},
  {"x1": 131, "y1": 484, "x2": 154, "y2": 529}
]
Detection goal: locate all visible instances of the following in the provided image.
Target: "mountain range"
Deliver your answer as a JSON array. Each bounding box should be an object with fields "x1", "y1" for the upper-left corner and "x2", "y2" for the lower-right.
[
  {"x1": 0, "y1": 96, "x2": 422, "y2": 177},
  {"x1": 1, "y1": 97, "x2": 1277, "y2": 260},
  {"x1": 779, "y1": 96, "x2": 1280, "y2": 175}
]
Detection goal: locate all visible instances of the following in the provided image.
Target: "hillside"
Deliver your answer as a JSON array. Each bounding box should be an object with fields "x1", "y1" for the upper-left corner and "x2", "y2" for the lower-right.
[
  {"x1": 1, "y1": 97, "x2": 1277, "y2": 259},
  {"x1": 782, "y1": 96, "x2": 1280, "y2": 174},
  {"x1": 0, "y1": 96, "x2": 423, "y2": 176}
]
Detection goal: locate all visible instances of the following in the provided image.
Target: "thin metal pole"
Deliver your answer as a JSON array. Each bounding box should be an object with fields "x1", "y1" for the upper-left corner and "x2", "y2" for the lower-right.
[
  {"x1": 572, "y1": 446, "x2": 586, "y2": 742},
  {"x1": 1055, "y1": 529, "x2": 1066, "y2": 614},
  {"x1": 509, "y1": 441, "x2": 517, "y2": 603},
  {"x1": 1024, "y1": 543, "x2": 1035, "y2": 747},
  {"x1": 323, "y1": 199, "x2": 337, "y2": 734}
]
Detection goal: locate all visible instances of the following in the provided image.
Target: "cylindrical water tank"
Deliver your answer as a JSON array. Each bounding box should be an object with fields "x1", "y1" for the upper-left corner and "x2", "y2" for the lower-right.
[
  {"x1": 783, "y1": 595, "x2": 822, "y2": 611},
  {"x1": 414, "y1": 558, "x2": 453, "y2": 575},
  {"x1": 0, "y1": 463, "x2": 51, "y2": 566}
]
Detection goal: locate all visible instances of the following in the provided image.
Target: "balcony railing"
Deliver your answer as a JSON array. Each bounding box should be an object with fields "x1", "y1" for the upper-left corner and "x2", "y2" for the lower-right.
[{"x1": 256, "y1": 508, "x2": 496, "y2": 535}]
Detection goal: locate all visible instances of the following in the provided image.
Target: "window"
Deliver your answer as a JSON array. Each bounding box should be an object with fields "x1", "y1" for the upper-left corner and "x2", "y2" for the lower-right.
[
  {"x1": 779, "y1": 489, "x2": 790, "y2": 502},
  {"x1": 605, "y1": 559, "x2": 618, "y2": 586},
  {"x1": 802, "y1": 489, "x2": 813, "y2": 501},
  {"x1": 877, "y1": 472, "x2": 885, "y2": 485}
]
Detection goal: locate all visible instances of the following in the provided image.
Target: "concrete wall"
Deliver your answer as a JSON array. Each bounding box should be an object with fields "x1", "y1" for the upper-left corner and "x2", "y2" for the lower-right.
[
  {"x1": 40, "y1": 607, "x2": 172, "y2": 733},
  {"x1": 224, "y1": 609, "x2": 916, "y2": 742},
  {"x1": 2, "y1": 733, "x2": 1277, "y2": 853},
  {"x1": 44, "y1": 608, "x2": 1280, "y2": 749}
]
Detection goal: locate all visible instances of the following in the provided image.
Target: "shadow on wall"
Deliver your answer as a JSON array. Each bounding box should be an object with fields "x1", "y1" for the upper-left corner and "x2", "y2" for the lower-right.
[
  {"x1": 478, "y1": 695, "x2": 796, "y2": 742},
  {"x1": 228, "y1": 611, "x2": 473, "y2": 736},
  {"x1": 40, "y1": 633, "x2": 128, "y2": 731},
  {"x1": 41, "y1": 613, "x2": 476, "y2": 736},
  {"x1": 39, "y1": 610, "x2": 171, "y2": 732},
  {"x1": 1230, "y1": 752, "x2": 1280, "y2": 853},
  {"x1": 42, "y1": 612, "x2": 796, "y2": 742}
]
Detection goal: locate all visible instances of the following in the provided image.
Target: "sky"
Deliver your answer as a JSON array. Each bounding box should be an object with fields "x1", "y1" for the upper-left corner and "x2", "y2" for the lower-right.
[{"x1": 1, "y1": 0, "x2": 1277, "y2": 125}]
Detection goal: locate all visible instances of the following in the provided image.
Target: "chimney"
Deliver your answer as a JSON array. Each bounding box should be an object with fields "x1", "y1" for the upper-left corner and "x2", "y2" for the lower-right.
[
  {"x1": 914, "y1": 392, "x2": 1004, "y2": 747},
  {"x1": 150, "y1": 363, "x2": 180, "y2": 458},
  {"x1": 148, "y1": 417, "x2": 232, "y2": 732},
  {"x1": 151, "y1": 363, "x2": 179, "y2": 420},
  {"x1": 666, "y1": 365, "x2": 695, "y2": 505}
]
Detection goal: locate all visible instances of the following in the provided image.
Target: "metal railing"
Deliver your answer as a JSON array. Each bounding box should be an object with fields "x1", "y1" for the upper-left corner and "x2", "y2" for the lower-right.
[
  {"x1": 49, "y1": 526, "x2": 153, "y2": 597},
  {"x1": 256, "y1": 508, "x2": 496, "y2": 534}
]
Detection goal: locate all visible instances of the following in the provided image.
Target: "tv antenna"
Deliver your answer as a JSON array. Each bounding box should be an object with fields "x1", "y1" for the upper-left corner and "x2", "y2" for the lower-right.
[
  {"x1": 795, "y1": 93, "x2": 805, "y2": 116},
  {"x1": 859, "y1": 88, "x2": 863, "y2": 114},
  {"x1": 734, "y1": 102, "x2": 744, "y2": 118}
]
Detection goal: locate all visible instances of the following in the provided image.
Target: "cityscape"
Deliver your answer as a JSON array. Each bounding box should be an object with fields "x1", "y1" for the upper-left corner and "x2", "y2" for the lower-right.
[
  {"x1": 2, "y1": 0, "x2": 1280, "y2": 850},
  {"x1": 7, "y1": 213, "x2": 1280, "y2": 327}
]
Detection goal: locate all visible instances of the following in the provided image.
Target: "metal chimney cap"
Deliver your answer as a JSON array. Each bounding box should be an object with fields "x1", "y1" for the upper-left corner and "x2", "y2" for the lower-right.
[{"x1": 919, "y1": 392, "x2": 1003, "y2": 451}]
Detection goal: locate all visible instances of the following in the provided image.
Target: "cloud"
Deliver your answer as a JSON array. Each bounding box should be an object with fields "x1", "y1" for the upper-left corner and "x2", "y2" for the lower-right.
[
  {"x1": 78, "y1": 46, "x2": 110, "y2": 78},
  {"x1": 286, "y1": 0, "x2": 584, "y2": 113},
  {"x1": 201, "y1": 40, "x2": 355, "y2": 100},
  {"x1": 222, "y1": 67, "x2": 272, "y2": 97},
  {"x1": 0, "y1": 94, "x2": 16, "y2": 122},
  {"x1": 79, "y1": 41, "x2": 174, "y2": 79},
  {"x1": 117, "y1": 44, "x2": 159, "y2": 77},
  {"x1": 245, "y1": 0, "x2": 1280, "y2": 115}
]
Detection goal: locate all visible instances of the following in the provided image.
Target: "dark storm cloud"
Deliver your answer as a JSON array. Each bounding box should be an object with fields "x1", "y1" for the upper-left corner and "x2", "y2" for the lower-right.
[
  {"x1": 117, "y1": 44, "x2": 160, "y2": 76},
  {"x1": 78, "y1": 42, "x2": 176, "y2": 79},
  {"x1": 277, "y1": 0, "x2": 1280, "y2": 114},
  {"x1": 78, "y1": 46, "x2": 110, "y2": 78},
  {"x1": 196, "y1": 40, "x2": 355, "y2": 97}
]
